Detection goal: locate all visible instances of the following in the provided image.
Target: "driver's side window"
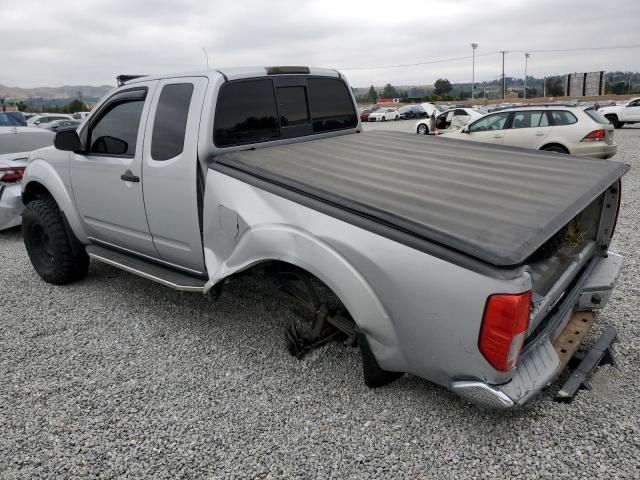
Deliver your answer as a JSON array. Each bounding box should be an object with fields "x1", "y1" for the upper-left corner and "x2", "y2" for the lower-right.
[
  {"x1": 468, "y1": 112, "x2": 510, "y2": 133},
  {"x1": 89, "y1": 100, "x2": 145, "y2": 156},
  {"x1": 628, "y1": 99, "x2": 640, "y2": 107}
]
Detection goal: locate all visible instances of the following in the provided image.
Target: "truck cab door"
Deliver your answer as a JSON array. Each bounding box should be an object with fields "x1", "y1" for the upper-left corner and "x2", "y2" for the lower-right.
[
  {"x1": 141, "y1": 77, "x2": 208, "y2": 273},
  {"x1": 70, "y1": 81, "x2": 159, "y2": 258}
]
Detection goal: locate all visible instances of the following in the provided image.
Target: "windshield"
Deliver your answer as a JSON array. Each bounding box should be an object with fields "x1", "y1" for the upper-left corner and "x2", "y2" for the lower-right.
[{"x1": 0, "y1": 112, "x2": 27, "y2": 127}]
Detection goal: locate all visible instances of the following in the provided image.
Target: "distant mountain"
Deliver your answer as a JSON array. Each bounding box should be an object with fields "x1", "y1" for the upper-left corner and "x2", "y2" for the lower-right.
[{"x1": 0, "y1": 84, "x2": 113, "y2": 103}]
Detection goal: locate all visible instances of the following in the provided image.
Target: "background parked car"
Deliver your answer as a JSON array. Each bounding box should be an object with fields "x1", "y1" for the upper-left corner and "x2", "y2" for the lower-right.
[
  {"x1": 368, "y1": 108, "x2": 399, "y2": 122},
  {"x1": 0, "y1": 126, "x2": 55, "y2": 230},
  {"x1": 46, "y1": 119, "x2": 82, "y2": 131},
  {"x1": 72, "y1": 111, "x2": 91, "y2": 121},
  {"x1": 415, "y1": 107, "x2": 485, "y2": 135},
  {"x1": 440, "y1": 105, "x2": 617, "y2": 159},
  {"x1": 27, "y1": 114, "x2": 74, "y2": 128},
  {"x1": 0, "y1": 112, "x2": 27, "y2": 127},
  {"x1": 597, "y1": 97, "x2": 640, "y2": 128}
]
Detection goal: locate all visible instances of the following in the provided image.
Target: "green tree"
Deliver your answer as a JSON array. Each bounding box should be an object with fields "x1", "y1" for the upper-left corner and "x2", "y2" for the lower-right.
[
  {"x1": 367, "y1": 85, "x2": 378, "y2": 103},
  {"x1": 67, "y1": 99, "x2": 86, "y2": 113},
  {"x1": 434, "y1": 78, "x2": 452, "y2": 96},
  {"x1": 609, "y1": 81, "x2": 628, "y2": 95},
  {"x1": 381, "y1": 83, "x2": 398, "y2": 98},
  {"x1": 545, "y1": 76, "x2": 564, "y2": 97}
]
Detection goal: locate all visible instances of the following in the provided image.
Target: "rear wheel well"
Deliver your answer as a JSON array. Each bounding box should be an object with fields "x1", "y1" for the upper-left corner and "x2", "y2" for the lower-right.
[
  {"x1": 540, "y1": 143, "x2": 569, "y2": 154},
  {"x1": 22, "y1": 181, "x2": 53, "y2": 206}
]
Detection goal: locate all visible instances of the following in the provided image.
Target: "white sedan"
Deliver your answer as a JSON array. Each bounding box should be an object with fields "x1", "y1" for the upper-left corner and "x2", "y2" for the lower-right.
[
  {"x1": 0, "y1": 127, "x2": 55, "y2": 230},
  {"x1": 439, "y1": 106, "x2": 617, "y2": 159},
  {"x1": 415, "y1": 107, "x2": 485, "y2": 135},
  {"x1": 368, "y1": 108, "x2": 400, "y2": 122}
]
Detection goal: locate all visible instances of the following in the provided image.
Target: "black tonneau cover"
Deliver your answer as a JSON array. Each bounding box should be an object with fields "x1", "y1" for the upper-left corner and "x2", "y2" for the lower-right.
[{"x1": 214, "y1": 130, "x2": 628, "y2": 267}]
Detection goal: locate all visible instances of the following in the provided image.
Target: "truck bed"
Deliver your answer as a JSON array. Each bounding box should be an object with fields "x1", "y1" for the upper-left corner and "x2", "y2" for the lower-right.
[{"x1": 212, "y1": 130, "x2": 628, "y2": 267}]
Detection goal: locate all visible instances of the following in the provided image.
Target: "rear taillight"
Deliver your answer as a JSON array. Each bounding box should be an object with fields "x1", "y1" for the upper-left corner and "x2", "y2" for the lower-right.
[
  {"x1": 478, "y1": 291, "x2": 532, "y2": 372},
  {"x1": 580, "y1": 129, "x2": 606, "y2": 142},
  {"x1": 0, "y1": 166, "x2": 25, "y2": 183}
]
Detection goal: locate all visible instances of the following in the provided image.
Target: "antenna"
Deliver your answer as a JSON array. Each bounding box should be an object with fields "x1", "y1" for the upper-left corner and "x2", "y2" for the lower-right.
[{"x1": 202, "y1": 47, "x2": 210, "y2": 70}]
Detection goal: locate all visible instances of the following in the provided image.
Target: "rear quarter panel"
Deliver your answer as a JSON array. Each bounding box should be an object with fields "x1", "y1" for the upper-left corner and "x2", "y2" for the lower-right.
[{"x1": 202, "y1": 170, "x2": 531, "y2": 387}]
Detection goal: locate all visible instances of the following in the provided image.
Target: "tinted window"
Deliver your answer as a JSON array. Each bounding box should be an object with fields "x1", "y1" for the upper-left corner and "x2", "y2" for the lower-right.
[
  {"x1": 214, "y1": 79, "x2": 279, "y2": 147},
  {"x1": 307, "y1": 78, "x2": 357, "y2": 132},
  {"x1": 276, "y1": 86, "x2": 309, "y2": 126},
  {"x1": 454, "y1": 109, "x2": 468, "y2": 116},
  {"x1": 510, "y1": 111, "x2": 548, "y2": 129},
  {"x1": 469, "y1": 112, "x2": 510, "y2": 132},
  {"x1": 550, "y1": 110, "x2": 577, "y2": 126},
  {"x1": 151, "y1": 83, "x2": 194, "y2": 160},
  {"x1": 89, "y1": 100, "x2": 144, "y2": 156}
]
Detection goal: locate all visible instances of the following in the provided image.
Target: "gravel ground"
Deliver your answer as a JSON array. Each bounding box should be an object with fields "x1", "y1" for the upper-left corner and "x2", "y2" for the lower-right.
[{"x1": 1, "y1": 126, "x2": 639, "y2": 479}]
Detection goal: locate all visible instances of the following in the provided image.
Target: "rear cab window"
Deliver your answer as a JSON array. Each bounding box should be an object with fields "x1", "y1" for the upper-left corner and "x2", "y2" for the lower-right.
[{"x1": 213, "y1": 76, "x2": 357, "y2": 147}]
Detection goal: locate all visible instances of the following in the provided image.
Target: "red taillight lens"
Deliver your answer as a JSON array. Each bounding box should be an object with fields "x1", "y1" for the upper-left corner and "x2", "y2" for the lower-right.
[
  {"x1": 478, "y1": 291, "x2": 532, "y2": 372},
  {"x1": 580, "y1": 129, "x2": 606, "y2": 142},
  {"x1": 0, "y1": 166, "x2": 25, "y2": 183}
]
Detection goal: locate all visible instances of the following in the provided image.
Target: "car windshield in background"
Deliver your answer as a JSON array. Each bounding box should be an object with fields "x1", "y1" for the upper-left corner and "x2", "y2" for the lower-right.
[
  {"x1": 584, "y1": 108, "x2": 611, "y2": 125},
  {"x1": 0, "y1": 112, "x2": 27, "y2": 127}
]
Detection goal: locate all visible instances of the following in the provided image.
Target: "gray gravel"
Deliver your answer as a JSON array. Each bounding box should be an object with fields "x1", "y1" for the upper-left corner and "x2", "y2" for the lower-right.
[{"x1": 1, "y1": 126, "x2": 640, "y2": 479}]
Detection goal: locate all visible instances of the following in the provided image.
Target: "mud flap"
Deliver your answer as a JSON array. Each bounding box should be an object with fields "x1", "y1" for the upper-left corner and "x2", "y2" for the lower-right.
[{"x1": 357, "y1": 332, "x2": 403, "y2": 388}]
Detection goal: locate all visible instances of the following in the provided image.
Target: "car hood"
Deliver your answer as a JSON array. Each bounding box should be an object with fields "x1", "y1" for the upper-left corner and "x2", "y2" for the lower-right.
[{"x1": 597, "y1": 105, "x2": 620, "y2": 114}]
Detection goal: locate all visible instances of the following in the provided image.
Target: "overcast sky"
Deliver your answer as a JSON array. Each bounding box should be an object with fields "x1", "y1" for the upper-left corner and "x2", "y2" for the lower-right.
[{"x1": 2, "y1": 0, "x2": 639, "y2": 88}]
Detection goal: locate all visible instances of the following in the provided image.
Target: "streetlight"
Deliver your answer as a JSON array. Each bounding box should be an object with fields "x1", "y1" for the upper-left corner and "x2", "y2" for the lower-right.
[
  {"x1": 524, "y1": 53, "x2": 530, "y2": 100},
  {"x1": 471, "y1": 43, "x2": 478, "y2": 100}
]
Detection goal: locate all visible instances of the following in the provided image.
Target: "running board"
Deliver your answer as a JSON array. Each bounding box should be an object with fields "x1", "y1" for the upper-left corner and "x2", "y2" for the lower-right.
[{"x1": 86, "y1": 245, "x2": 206, "y2": 292}]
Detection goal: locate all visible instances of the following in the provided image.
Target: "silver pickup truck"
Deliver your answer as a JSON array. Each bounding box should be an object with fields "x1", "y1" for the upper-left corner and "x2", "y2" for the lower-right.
[{"x1": 20, "y1": 66, "x2": 628, "y2": 408}]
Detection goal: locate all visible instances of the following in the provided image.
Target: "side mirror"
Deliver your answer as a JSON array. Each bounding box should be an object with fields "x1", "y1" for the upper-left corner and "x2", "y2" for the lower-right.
[
  {"x1": 34, "y1": 120, "x2": 40, "y2": 125},
  {"x1": 462, "y1": 126, "x2": 470, "y2": 134},
  {"x1": 54, "y1": 129, "x2": 82, "y2": 151}
]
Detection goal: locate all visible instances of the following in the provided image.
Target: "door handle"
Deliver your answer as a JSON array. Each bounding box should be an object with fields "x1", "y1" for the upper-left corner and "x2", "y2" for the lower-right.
[
  {"x1": 120, "y1": 170, "x2": 140, "y2": 183},
  {"x1": 536, "y1": 132, "x2": 545, "y2": 136},
  {"x1": 493, "y1": 134, "x2": 503, "y2": 138}
]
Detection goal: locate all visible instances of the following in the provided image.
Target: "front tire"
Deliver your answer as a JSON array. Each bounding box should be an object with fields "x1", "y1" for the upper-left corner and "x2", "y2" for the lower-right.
[
  {"x1": 417, "y1": 123, "x2": 429, "y2": 135},
  {"x1": 23, "y1": 198, "x2": 89, "y2": 284},
  {"x1": 605, "y1": 114, "x2": 622, "y2": 129}
]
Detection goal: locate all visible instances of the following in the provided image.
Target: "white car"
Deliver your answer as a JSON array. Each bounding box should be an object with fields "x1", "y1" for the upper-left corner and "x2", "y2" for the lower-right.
[
  {"x1": 440, "y1": 105, "x2": 617, "y2": 159},
  {"x1": 368, "y1": 108, "x2": 399, "y2": 121},
  {"x1": 27, "y1": 113, "x2": 75, "y2": 128},
  {"x1": 597, "y1": 97, "x2": 640, "y2": 129},
  {"x1": 415, "y1": 107, "x2": 485, "y2": 135},
  {"x1": 0, "y1": 127, "x2": 55, "y2": 230}
]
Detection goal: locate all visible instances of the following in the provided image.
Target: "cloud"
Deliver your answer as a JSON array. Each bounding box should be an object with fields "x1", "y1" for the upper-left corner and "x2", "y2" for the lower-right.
[{"x1": 1, "y1": 0, "x2": 638, "y2": 87}]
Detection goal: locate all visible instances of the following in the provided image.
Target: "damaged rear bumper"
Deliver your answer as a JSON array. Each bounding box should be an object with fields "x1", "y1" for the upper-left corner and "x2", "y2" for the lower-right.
[
  {"x1": 451, "y1": 252, "x2": 623, "y2": 409},
  {"x1": 0, "y1": 183, "x2": 24, "y2": 231}
]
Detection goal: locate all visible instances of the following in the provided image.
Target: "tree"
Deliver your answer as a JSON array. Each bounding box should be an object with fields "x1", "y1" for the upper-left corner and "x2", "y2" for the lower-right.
[
  {"x1": 545, "y1": 76, "x2": 564, "y2": 97},
  {"x1": 367, "y1": 85, "x2": 378, "y2": 103},
  {"x1": 609, "y1": 81, "x2": 628, "y2": 95},
  {"x1": 381, "y1": 83, "x2": 398, "y2": 98},
  {"x1": 67, "y1": 99, "x2": 86, "y2": 113},
  {"x1": 434, "y1": 78, "x2": 452, "y2": 96}
]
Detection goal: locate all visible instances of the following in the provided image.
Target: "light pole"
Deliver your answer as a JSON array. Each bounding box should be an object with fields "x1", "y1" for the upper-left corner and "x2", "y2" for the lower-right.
[
  {"x1": 471, "y1": 43, "x2": 478, "y2": 100},
  {"x1": 500, "y1": 51, "x2": 507, "y2": 99},
  {"x1": 524, "y1": 53, "x2": 530, "y2": 100}
]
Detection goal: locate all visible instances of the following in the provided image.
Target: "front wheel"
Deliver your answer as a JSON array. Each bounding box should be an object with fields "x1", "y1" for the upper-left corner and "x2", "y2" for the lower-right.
[
  {"x1": 417, "y1": 123, "x2": 429, "y2": 135},
  {"x1": 381, "y1": 116, "x2": 386, "y2": 122},
  {"x1": 605, "y1": 115, "x2": 621, "y2": 129},
  {"x1": 23, "y1": 198, "x2": 89, "y2": 284}
]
